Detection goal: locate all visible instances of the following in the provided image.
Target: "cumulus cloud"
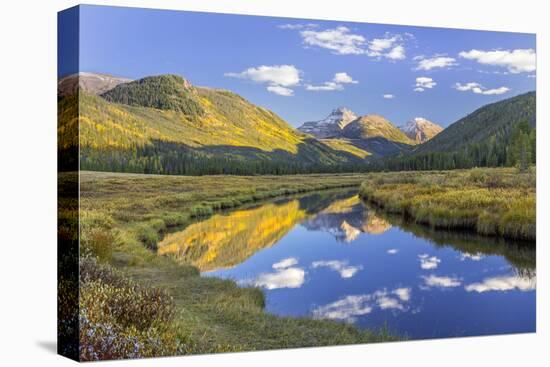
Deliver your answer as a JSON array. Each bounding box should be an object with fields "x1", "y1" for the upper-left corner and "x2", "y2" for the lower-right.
[
  {"x1": 454, "y1": 82, "x2": 510, "y2": 95},
  {"x1": 301, "y1": 26, "x2": 367, "y2": 55},
  {"x1": 249, "y1": 257, "x2": 306, "y2": 290},
  {"x1": 273, "y1": 257, "x2": 299, "y2": 269},
  {"x1": 393, "y1": 287, "x2": 411, "y2": 301},
  {"x1": 225, "y1": 65, "x2": 301, "y2": 96},
  {"x1": 418, "y1": 254, "x2": 441, "y2": 269},
  {"x1": 255, "y1": 267, "x2": 305, "y2": 290},
  {"x1": 414, "y1": 77, "x2": 436, "y2": 92},
  {"x1": 313, "y1": 294, "x2": 373, "y2": 321},
  {"x1": 266, "y1": 85, "x2": 294, "y2": 96},
  {"x1": 386, "y1": 45, "x2": 406, "y2": 60},
  {"x1": 459, "y1": 252, "x2": 484, "y2": 261},
  {"x1": 415, "y1": 56, "x2": 457, "y2": 71},
  {"x1": 313, "y1": 287, "x2": 412, "y2": 322},
  {"x1": 225, "y1": 65, "x2": 300, "y2": 86},
  {"x1": 367, "y1": 35, "x2": 406, "y2": 60},
  {"x1": 387, "y1": 248, "x2": 399, "y2": 254},
  {"x1": 306, "y1": 72, "x2": 358, "y2": 92},
  {"x1": 459, "y1": 49, "x2": 536, "y2": 73},
  {"x1": 422, "y1": 275, "x2": 462, "y2": 288},
  {"x1": 333, "y1": 72, "x2": 358, "y2": 84},
  {"x1": 465, "y1": 275, "x2": 536, "y2": 293},
  {"x1": 311, "y1": 260, "x2": 362, "y2": 279},
  {"x1": 383, "y1": 94, "x2": 395, "y2": 99}
]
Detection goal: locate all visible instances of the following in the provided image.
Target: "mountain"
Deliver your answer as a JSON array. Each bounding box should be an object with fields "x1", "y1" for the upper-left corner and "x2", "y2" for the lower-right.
[
  {"x1": 399, "y1": 117, "x2": 443, "y2": 144},
  {"x1": 58, "y1": 72, "x2": 131, "y2": 97},
  {"x1": 342, "y1": 115, "x2": 413, "y2": 144},
  {"x1": 338, "y1": 114, "x2": 414, "y2": 156},
  {"x1": 375, "y1": 91, "x2": 536, "y2": 171},
  {"x1": 298, "y1": 110, "x2": 415, "y2": 158},
  {"x1": 59, "y1": 74, "x2": 366, "y2": 175},
  {"x1": 414, "y1": 92, "x2": 535, "y2": 154},
  {"x1": 298, "y1": 107, "x2": 357, "y2": 138}
]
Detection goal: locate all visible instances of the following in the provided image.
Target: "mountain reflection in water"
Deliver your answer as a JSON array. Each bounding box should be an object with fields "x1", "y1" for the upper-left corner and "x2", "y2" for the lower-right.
[
  {"x1": 157, "y1": 189, "x2": 535, "y2": 339},
  {"x1": 158, "y1": 189, "x2": 388, "y2": 270}
]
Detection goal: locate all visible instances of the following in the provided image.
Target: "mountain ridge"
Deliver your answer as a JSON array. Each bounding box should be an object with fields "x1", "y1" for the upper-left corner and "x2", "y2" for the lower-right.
[{"x1": 399, "y1": 117, "x2": 443, "y2": 144}]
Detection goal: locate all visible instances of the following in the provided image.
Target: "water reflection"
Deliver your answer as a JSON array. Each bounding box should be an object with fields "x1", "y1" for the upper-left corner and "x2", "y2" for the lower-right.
[
  {"x1": 158, "y1": 189, "x2": 382, "y2": 270},
  {"x1": 160, "y1": 189, "x2": 536, "y2": 339},
  {"x1": 312, "y1": 287, "x2": 413, "y2": 322},
  {"x1": 302, "y1": 194, "x2": 391, "y2": 242},
  {"x1": 158, "y1": 199, "x2": 308, "y2": 271}
]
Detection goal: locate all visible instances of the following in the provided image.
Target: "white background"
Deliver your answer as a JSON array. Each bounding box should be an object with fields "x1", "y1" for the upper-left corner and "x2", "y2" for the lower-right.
[{"x1": 0, "y1": 0, "x2": 547, "y2": 365}]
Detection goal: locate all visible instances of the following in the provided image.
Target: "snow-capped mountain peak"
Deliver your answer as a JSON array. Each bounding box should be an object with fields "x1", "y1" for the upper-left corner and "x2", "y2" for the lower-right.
[
  {"x1": 399, "y1": 117, "x2": 443, "y2": 144},
  {"x1": 298, "y1": 107, "x2": 358, "y2": 138}
]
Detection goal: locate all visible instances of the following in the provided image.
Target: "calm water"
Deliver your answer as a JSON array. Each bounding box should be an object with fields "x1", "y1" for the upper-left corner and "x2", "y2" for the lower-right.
[{"x1": 158, "y1": 189, "x2": 536, "y2": 339}]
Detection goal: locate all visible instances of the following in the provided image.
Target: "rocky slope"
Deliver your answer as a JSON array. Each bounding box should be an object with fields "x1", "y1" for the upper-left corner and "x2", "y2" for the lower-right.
[
  {"x1": 58, "y1": 72, "x2": 132, "y2": 97},
  {"x1": 298, "y1": 107, "x2": 357, "y2": 138},
  {"x1": 399, "y1": 117, "x2": 443, "y2": 144}
]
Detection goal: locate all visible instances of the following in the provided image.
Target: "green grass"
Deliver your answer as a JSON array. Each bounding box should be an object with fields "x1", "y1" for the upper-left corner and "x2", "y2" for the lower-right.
[
  {"x1": 358, "y1": 167, "x2": 536, "y2": 241},
  {"x1": 70, "y1": 171, "x2": 397, "y2": 360}
]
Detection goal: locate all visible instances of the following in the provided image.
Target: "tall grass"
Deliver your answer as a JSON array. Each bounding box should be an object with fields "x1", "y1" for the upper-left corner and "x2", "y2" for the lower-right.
[
  {"x1": 359, "y1": 167, "x2": 535, "y2": 241},
  {"x1": 71, "y1": 171, "x2": 396, "y2": 360}
]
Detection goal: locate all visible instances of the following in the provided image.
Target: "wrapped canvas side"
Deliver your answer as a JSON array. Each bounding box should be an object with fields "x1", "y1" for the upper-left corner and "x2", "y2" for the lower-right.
[{"x1": 57, "y1": 6, "x2": 80, "y2": 361}]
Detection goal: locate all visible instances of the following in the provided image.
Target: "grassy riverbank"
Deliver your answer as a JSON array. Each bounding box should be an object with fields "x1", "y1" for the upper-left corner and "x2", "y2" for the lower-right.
[
  {"x1": 359, "y1": 167, "x2": 535, "y2": 241},
  {"x1": 71, "y1": 172, "x2": 396, "y2": 360}
]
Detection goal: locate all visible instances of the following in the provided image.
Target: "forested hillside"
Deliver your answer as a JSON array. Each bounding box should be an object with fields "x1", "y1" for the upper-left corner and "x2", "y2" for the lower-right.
[
  {"x1": 59, "y1": 74, "x2": 366, "y2": 175},
  {"x1": 371, "y1": 92, "x2": 536, "y2": 171}
]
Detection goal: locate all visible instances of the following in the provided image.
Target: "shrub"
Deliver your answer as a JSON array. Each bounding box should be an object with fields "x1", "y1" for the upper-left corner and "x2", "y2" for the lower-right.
[
  {"x1": 81, "y1": 228, "x2": 115, "y2": 261},
  {"x1": 79, "y1": 258, "x2": 180, "y2": 360}
]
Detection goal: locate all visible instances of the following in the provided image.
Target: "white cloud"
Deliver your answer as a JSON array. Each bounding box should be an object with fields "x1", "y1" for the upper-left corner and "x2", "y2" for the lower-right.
[
  {"x1": 386, "y1": 45, "x2": 406, "y2": 60},
  {"x1": 313, "y1": 294, "x2": 373, "y2": 321},
  {"x1": 306, "y1": 82, "x2": 343, "y2": 92},
  {"x1": 414, "y1": 77, "x2": 436, "y2": 92},
  {"x1": 225, "y1": 64, "x2": 301, "y2": 96},
  {"x1": 273, "y1": 257, "x2": 298, "y2": 269},
  {"x1": 387, "y1": 248, "x2": 399, "y2": 254},
  {"x1": 278, "y1": 23, "x2": 318, "y2": 30},
  {"x1": 306, "y1": 72, "x2": 358, "y2": 92},
  {"x1": 267, "y1": 85, "x2": 294, "y2": 96},
  {"x1": 393, "y1": 287, "x2": 411, "y2": 301},
  {"x1": 301, "y1": 26, "x2": 367, "y2": 55},
  {"x1": 377, "y1": 296, "x2": 404, "y2": 310},
  {"x1": 422, "y1": 275, "x2": 462, "y2": 288},
  {"x1": 418, "y1": 254, "x2": 441, "y2": 269},
  {"x1": 312, "y1": 260, "x2": 362, "y2": 279},
  {"x1": 459, "y1": 49, "x2": 536, "y2": 73},
  {"x1": 383, "y1": 94, "x2": 395, "y2": 99},
  {"x1": 333, "y1": 72, "x2": 358, "y2": 84},
  {"x1": 369, "y1": 36, "x2": 398, "y2": 53},
  {"x1": 465, "y1": 275, "x2": 536, "y2": 293},
  {"x1": 254, "y1": 267, "x2": 305, "y2": 290},
  {"x1": 416, "y1": 56, "x2": 457, "y2": 71},
  {"x1": 225, "y1": 64, "x2": 300, "y2": 86},
  {"x1": 243, "y1": 257, "x2": 307, "y2": 290},
  {"x1": 454, "y1": 82, "x2": 510, "y2": 95},
  {"x1": 313, "y1": 287, "x2": 412, "y2": 322},
  {"x1": 459, "y1": 252, "x2": 484, "y2": 261},
  {"x1": 367, "y1": 35, "x2": 406, "y2": 60}
]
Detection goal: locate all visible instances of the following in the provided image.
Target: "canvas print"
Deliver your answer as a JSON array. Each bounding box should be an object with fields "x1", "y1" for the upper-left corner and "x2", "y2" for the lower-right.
[{"x1": 57, "y1": 4, "x2": 536, "y2": 361}]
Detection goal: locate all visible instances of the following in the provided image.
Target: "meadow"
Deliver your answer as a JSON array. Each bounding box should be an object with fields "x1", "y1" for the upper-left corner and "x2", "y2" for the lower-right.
[
  {"x1": 359, "y1": 167, "x2": 536, "y2": 241},
  {"x1": 69, "y1": 172, "x2": 395, "y2": 360},
  {"x1": 65, "y1": 167, "x2": 535, "y2": 360}
]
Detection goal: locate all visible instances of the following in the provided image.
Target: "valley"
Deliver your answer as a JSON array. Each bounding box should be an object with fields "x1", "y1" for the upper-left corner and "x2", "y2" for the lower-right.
[{"x1": 58, "y1": 72, "x2": 537, "y2": 359}]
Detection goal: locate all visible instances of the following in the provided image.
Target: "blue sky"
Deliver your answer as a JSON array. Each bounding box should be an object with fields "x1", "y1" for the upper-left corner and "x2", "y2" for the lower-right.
[{"x1": 60, "y1": 5, "x2": 536, "y2": 128}]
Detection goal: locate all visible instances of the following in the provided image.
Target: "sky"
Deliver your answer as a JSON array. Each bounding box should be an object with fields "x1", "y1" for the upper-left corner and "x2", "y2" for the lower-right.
[{"x1": 59, "y1": 5, "x2": 536, "y2": 128}]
